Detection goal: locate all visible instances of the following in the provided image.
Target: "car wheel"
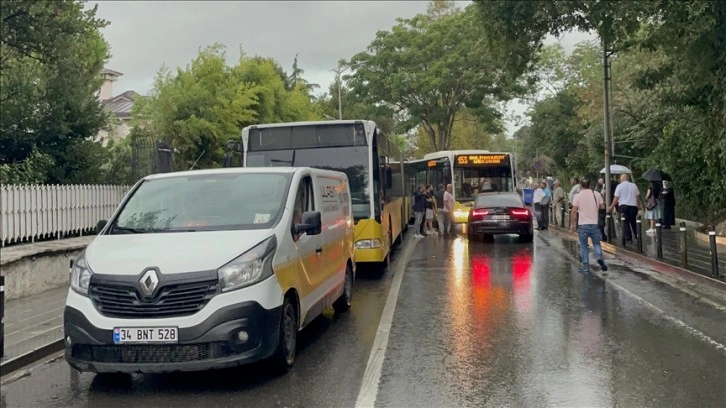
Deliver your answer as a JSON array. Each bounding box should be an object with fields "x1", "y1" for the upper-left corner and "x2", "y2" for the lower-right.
[
  {"x1": 272, "y1": 296, "x2": 298, "y2": 372},
  {"x1": 467, "y1": 227, "x2": 477, "y2": 241},
  {"x1": 333, "y1": 264, "x2": 353, "y2": 313},
  {"x1": 482, "y1": 234, "x2": 494, "y2": 243},
  {"x1": 519, "y1": 233, "x2": 534, "y2": 243}
]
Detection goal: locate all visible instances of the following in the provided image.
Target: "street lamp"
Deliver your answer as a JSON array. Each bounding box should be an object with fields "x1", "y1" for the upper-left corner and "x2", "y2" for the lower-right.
[{"x1": 330, "y1": 62, "x2": 364, "y2": 120}]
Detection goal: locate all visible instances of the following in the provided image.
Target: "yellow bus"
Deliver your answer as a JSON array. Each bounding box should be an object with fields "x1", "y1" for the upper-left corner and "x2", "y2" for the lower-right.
[
  {"x1": 240, "y1": 120, "x2": 408, "y2": 269},
  {"x1": 405, "y1": 150, "x2": 516, "y2": 231}
]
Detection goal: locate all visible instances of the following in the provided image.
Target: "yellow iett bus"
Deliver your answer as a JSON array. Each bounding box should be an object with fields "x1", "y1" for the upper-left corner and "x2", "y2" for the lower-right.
[
  {"x1": 405, "y1": 150, "x2": 516, "y2": 230},
  {"x1": 240, "y1": 120, "x2": 408, "y2": 269}
]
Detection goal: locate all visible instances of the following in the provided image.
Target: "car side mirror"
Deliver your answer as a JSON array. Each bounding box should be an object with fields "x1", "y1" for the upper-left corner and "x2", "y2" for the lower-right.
[
  {"x1": 294, "y1": 211, "x2": 322, "y2": 236},
  {"x1": 96, "y1": 219, "x2": 107, "y2": 233}
]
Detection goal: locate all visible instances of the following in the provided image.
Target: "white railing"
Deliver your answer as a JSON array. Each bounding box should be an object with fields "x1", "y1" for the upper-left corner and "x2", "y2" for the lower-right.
[{"x1": 0, "y1": 184, "x2": 131, "y2": 247}]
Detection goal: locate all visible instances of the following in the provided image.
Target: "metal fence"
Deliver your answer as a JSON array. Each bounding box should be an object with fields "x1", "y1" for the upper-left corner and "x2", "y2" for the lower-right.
[{"x1": 0, "y1": 184, "x2": 130, "y2": 247}]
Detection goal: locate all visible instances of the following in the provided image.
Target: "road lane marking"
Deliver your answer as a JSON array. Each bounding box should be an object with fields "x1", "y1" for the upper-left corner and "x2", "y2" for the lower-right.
[
  {"x1": 546, "y1": 234, "x2": 726, "y2": 354},
  {"x1": 603, "y1": 277, "x2": 726, "y2": 354},
  {"x1": 355, "y1": 233, "x2": 419, "y2": 408}
]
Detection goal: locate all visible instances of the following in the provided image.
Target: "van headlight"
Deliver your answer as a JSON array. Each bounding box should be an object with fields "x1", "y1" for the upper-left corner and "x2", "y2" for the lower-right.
[
  {"x1": 70, "y1": 254, "x2": 93, "y2": 296},
  {"x1": 217, "y1": 236, "x2": 276, "y2": 292}
]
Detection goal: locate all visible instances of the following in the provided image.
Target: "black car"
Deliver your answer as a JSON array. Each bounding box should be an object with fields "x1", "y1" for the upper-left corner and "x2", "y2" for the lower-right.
[{"x1": 467, "y1": 192, "x2": 534, "y2": 243}]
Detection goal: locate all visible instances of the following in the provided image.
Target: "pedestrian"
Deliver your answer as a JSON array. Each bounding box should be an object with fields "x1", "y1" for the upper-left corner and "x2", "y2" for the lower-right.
[
  {"x1": 435, "y1": 184, "x2": 445, "y2": 235},
  {"x1": 608, "y1": 173, "x2": 644, "y2": 246},
  {"x1": 542, "y1": 180, "x2": 552, "y2": 229},
  {"x1": 533, "y1": 182, "x2": 545, "y2": 230},
  {"x1": 570, "y1": 177, "x2": 608, "y2": 273},
  {"x1": 442, "y1": 183, "x2": 455, "y2": 238},
  {"x1": 644, "y1": 180, "x2": 662, "y2": 234},
  {"x1": 424, "y1": 184, "x2": 435, "y2": 235},
  {"x1": 413, "y1": 184, "x2": 426, "y2": 238},
  {"x1": 552, "y1": 180, "x2": 565, "y2": 226},
  {"x1": 660, "y1": 180, "x2": 676, "y2": 229}
]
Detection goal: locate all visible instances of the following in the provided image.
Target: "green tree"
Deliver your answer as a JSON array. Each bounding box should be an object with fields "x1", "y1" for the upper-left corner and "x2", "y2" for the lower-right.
[
  {"x1": 413, "y1": 108, "x2": 504, "y2": 157},
  {"x1": 346, "y1": 2, "x2": 517, "y2": 152},
  {"x1": 136, "y1": 44, "x2": 322, "y2": 170},
  {"x1": 1, "y1": 0, "x2": 111, "y2": 183},
  {"x1": 475, "y1": 0, "x2": 726, "y2": 221}
]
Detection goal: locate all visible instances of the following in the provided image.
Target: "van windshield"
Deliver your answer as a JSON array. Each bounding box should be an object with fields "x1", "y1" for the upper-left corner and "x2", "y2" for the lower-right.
[{"x1": 111, "y1": 173, "x2": 291, "y2": 233}]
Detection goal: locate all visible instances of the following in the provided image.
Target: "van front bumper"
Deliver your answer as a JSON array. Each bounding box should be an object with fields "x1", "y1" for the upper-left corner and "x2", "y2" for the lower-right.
[{"x1": 64, "y1": 301, "x2": 281, "y2": 373}]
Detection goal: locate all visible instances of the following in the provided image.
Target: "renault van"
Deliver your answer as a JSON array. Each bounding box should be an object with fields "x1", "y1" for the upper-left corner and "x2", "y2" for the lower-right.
[{"x1": 63, "y1": 167, "x2": 355, "y2": 373}]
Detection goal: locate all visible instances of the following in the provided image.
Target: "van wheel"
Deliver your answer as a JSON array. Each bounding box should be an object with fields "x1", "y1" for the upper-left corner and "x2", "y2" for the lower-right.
[
  {"x1": 333, "y1": 264, "x2": 353, "y2": 313},
  {"x1": 272, "y1": 296, "x2": 298, "y2": 372}
]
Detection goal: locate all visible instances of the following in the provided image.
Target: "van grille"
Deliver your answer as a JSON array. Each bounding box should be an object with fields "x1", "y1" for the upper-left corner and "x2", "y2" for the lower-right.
[
  {"x1": 89, "y1": 280, "x2": 218, "y2": 319},
  {"x1": 71, "y1": 343, "x2": 233, "y2": 364}
]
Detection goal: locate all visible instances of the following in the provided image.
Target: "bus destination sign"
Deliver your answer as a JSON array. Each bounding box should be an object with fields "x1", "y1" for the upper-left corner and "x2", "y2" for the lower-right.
[{"x1": 455, "y1": 154, "x2": 508, "y2": 166}]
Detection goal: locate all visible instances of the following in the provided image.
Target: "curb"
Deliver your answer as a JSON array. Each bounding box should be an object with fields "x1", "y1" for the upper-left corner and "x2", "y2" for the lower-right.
[
  {"x1": 549, "y1": 225, "x2": 726, "y2": 293},
  {"x1": 0, "y1": 339, "x2": 64, "y2": 378}
]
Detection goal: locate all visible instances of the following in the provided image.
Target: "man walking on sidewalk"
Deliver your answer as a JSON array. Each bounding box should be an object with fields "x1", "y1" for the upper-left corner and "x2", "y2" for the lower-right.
[
  {"x1": 570, "y1": 177, "x2": 608, "y2": 273},
  {"x1": 608, "y1": 173, "x2": 643, "y2": 246}
]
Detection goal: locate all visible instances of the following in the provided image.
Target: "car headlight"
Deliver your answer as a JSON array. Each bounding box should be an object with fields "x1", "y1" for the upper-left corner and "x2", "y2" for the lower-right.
[
  {"x1": 70, "y1": 253, "x2": 93, "y2": 296},
  {"x1": 217, "y1": 236, "x2": 276, "y2": 292}
]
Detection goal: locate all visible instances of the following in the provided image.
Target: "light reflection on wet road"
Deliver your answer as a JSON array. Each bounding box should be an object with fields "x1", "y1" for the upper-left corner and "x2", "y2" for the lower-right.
[
  {"x1": 2, "y1": 232, "x2": 725, "y2": 408},
  {"x1": 375, "y1": 234, "x2": 726, "y2": 408}
]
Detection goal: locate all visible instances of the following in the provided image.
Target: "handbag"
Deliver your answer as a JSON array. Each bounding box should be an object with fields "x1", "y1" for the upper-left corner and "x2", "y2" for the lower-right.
[
  {"x1": 646, "y1": 194, "x2": 657, "y2": 210},
  {"x1": 592, "y1": 191, "x2": 606, "y2": 227}
]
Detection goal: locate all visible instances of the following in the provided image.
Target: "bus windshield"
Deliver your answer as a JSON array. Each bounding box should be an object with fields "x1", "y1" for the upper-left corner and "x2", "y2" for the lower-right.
[
  {"x1": 245, "y1": 124, "x2": 371, "y2": 220},
  {"x1": 453, "y1": 153, "x2": 514, "y2": 201}
]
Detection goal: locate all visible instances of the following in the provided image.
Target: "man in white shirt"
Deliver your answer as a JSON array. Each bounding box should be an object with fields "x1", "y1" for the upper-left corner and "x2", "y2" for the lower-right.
[
  {"x1": 442, "y1": 184, "x2": 455, "y2": 238},
  {"x1": 533, "y1": 182, "x2": 545, "y2": 229},
  {"x1": 570, "y1": 177, "x2": 608, "y2": 273},
  {"x1": 608, "y1": 173, "x2": 644, "y2": 246}
]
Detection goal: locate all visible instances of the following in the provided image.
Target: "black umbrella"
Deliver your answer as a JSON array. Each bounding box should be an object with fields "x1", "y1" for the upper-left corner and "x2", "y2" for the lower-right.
[{"x1": 642, "y1": 169, "x2": 668, "y2": 182}]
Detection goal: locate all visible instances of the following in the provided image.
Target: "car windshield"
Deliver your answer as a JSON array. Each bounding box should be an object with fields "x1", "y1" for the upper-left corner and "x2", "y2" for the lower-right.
[
  {"x1": 111, "y1": 172, "x2": 291, "y2": 233},
  {"x1": 475, "y1": 194, "x2": 523, "y2": 208}
]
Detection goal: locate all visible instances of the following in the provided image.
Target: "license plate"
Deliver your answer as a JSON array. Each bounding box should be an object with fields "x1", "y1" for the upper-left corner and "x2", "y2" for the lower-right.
[
  {"x1": 113, "y1": 327, "x2": 179, "y2": 344},
  {"x1": 491, "y1": 215, "x2": 510, "y2": 220}
]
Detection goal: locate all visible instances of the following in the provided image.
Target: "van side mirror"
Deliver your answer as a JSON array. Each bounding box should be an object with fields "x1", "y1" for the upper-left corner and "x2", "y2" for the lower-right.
[
  {"x1": 96, "y1": 219, "x2": 107, "y2": 233},
  {"x1": 294, "y1": 211, "x2": 322, "y2": 236},
  {"x1": 384, "y1": 166, "x2": 393, "y2": 189}
]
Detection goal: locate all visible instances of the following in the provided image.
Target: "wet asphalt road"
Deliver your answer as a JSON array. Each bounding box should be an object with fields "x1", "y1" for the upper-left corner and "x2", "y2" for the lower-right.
[{"x1": 2, "y1": 230, "x2": 726, "y2": 408}]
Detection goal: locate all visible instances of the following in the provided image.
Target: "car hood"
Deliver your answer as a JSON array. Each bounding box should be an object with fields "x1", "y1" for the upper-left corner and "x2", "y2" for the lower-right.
[{"x1": 84, "y1": 230, "x2": 275, "y2": 275}]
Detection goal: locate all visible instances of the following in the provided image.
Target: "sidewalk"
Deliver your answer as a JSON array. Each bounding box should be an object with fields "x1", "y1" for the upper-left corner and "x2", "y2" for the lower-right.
[
  {"x1": 552, "y1": 209, "x2": 726, "y2": 280},
  {"x1": 1, "y1": 286, "x2": 66, "y2": 363}
]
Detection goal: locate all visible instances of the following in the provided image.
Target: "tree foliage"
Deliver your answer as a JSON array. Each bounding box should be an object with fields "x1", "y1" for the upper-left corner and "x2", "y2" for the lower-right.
[
  {"x1": 412, "y1": 108, "x2": 509, "y2": 157},
  {"x1": 477, "y1": 0, "x2": 726, "y2": 221},
  {"x1": 134, "y1": 44, "x2": 321, "y2": 170},
  {"x1": 346, "y1": 1, "x2": 518, "y2": 152},
  {"x1": 0, "y1": 0, "x2": 111, "y2": 183}
]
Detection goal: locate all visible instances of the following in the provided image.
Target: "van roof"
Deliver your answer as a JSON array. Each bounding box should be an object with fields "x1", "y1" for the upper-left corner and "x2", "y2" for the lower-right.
[{"x1": 144, "y1": 167, "x2": 344, "y2": 181}]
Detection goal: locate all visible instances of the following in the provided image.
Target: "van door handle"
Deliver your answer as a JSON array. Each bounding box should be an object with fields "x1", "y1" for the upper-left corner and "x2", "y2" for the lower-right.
[{"x1": 316, "y1": 246, "x2": 323, "y2": 254}]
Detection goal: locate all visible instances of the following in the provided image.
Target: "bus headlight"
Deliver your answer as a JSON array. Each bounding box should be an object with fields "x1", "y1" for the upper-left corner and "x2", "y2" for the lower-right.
[{"x1": 355, "y1": 239, "x2": 382, "y2": 249}]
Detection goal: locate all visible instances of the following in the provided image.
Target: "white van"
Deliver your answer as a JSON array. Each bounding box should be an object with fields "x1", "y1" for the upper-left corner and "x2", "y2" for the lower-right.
[{"x1": 63, "y1": 167, "x2": 355, "y2": 373}]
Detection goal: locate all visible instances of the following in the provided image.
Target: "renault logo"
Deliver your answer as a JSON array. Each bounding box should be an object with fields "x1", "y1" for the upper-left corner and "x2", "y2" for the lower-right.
[{"x1": 139, "y1": 268, "x2": 159, "y2": 297}]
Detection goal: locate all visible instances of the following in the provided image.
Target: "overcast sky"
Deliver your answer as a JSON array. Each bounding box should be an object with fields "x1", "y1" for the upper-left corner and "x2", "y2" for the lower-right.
[{"x1": 91, "y1": 0, "x2": 595, "y2": 135}]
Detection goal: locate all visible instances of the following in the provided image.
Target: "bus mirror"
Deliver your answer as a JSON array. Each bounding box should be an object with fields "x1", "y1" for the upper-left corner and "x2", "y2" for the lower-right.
[{"x1": 384, "y1": 166, "x2": 393, "y2": 189}]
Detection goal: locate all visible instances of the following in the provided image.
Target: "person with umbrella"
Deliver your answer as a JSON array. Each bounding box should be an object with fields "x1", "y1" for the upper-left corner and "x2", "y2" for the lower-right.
[
  {"x1": 644, "y1": 180, "x2": 662, "y2": 234},
  {"x1": 661, "y1": 180, "x2": 676, "y2": 229}
]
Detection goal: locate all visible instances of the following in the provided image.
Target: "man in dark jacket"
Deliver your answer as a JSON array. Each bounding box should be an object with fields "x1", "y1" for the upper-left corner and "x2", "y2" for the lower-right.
[{"x1": 413, "y1": 185, "x2": 426, "y2": 238}]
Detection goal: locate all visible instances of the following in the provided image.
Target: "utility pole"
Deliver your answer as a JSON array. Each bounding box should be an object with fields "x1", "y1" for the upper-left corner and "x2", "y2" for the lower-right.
[
  {"x1": 330, "y1": 62, "x2": 364, "y2": 120},
  {"x1": 331, "y1": 66, "x2": 344, "y2": 120},
  {"x1": 602, "y1": 41, "x2": 613, "y2": 213}
]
